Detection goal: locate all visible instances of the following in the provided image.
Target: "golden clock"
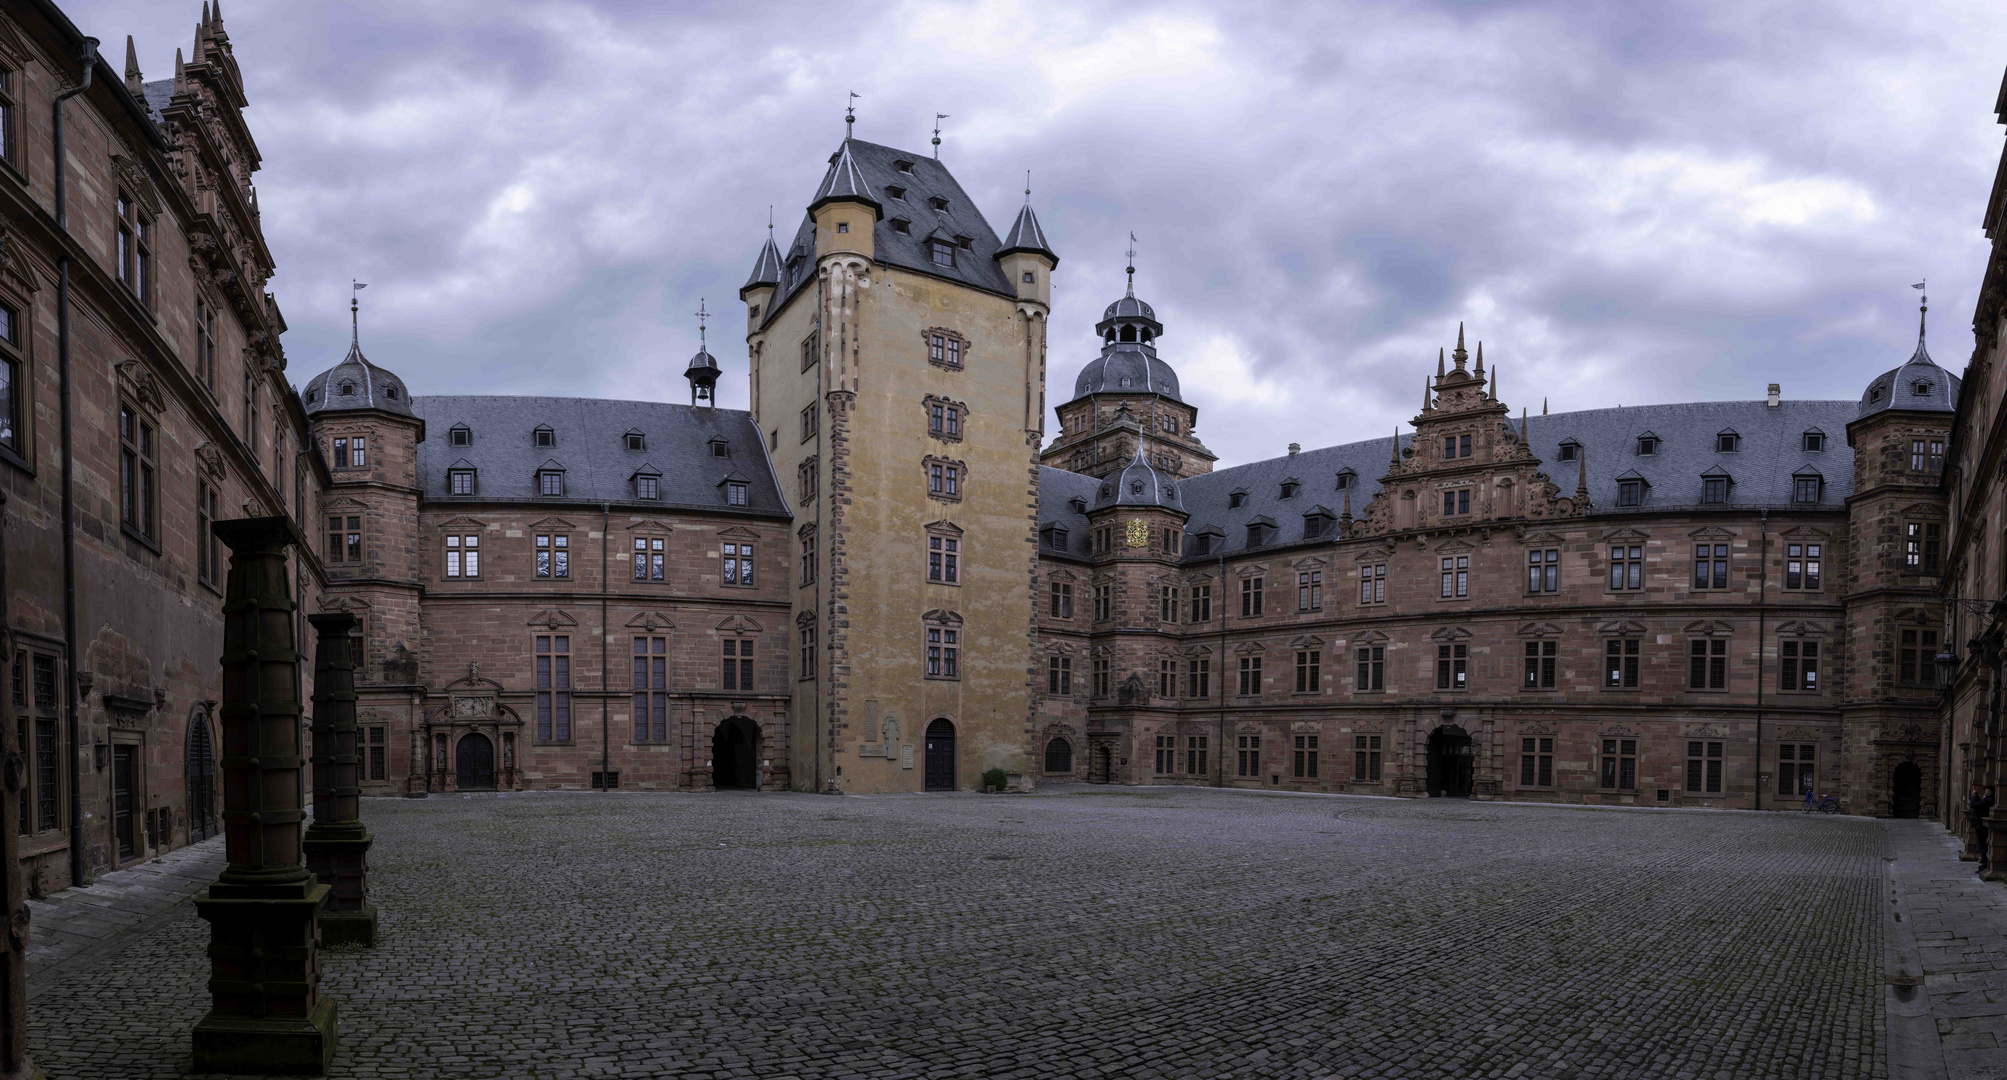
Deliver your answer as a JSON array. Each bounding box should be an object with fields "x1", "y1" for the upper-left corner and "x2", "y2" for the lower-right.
[{"x1": 1125, "y1": 519, "x2": 1151, "y2": 548}]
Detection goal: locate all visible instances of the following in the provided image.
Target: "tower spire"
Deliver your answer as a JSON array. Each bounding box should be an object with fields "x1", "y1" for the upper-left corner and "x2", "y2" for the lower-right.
[
  {"x1": 1489, "y1": 360, "x2": 1497, "y2": 400},
  {"x1": 1452, "y1": 322, "x2": 1468, "y2": 369},
  {"x1": 1474, "y1": 340, "x2": 1484, "y2": 379},
  {"x1": 1391, "y1": 427, "x2": 1401, "y2": 466},
  {"x1": 1125, "y1": 232, "x2": 1137, "y2": 297}
]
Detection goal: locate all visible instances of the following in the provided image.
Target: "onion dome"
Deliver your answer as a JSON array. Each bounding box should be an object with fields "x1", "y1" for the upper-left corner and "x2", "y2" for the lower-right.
[
  {"x1": 1860, "y1": 294, "x2": 1959, "y2": 418},
  {"x1": 1093, "y1": 445, "x2": 1185, "y2": 513},
  {"x1": 302, "y1": 339, "x2": 413, "y2": 418}
]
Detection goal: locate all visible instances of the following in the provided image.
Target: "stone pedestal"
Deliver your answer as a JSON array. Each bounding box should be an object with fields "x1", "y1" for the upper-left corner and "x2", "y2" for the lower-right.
[
  {"x1": 191, "y1": 518, "x2": 337, "y2": 1075},
  {"x1": 303, "y1": 614, "x2": 376, "y2": 947}
]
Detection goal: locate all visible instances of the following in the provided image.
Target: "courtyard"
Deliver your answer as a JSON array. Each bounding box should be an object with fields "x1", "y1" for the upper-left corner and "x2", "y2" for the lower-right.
[{"x1": 31, "y1": 788, "x2": 1906, "y2": 1079}]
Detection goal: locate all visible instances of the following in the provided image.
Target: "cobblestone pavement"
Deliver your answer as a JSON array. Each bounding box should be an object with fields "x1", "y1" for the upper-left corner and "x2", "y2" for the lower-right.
[
  {"x1": 30, "y1": 788, "x2": 1893, "y2": 1080},
  {"x1": 24, "y1": 834, "x2": 222, "y2": 980},
  {"x1": 1884, "y1": 820, "x2": 2007, "y2": 1080}
]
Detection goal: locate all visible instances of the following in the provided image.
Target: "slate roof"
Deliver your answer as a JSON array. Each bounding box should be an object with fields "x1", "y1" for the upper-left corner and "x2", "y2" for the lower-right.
[
  {"x1": 764, "y1": 139, "x2": 1016, "y2": 327},
  {"x1": 998, "y1": 203, "x2": 1057, "y2": 264},
  {"x1": 1070, "y1": 342, "x2": 1184, "y2": 404},
  {"x1": 410, "y1": 396, "x2": 789, "y2": 516},
  {"x1": 1036, "y1": 467, "x2": 1101, "y2": 559},
  {"x1": 141, "y1": 78, "x2": 173, "y2": 121},
  {"x1": 303, "y1": 341, "x2": 416, "y2": 419},
  {"x1": 1093, "y1": 447, "x2": 1184, "y2": 512},
  {"x1": 742, "y1": 236, "x2": 783, "y2": 292},
  {"x1": 1164, "y1": 398, "x2": 1862, "y2": 559},
  {"x1": 1859, "y1": 336, "x2": 1959, "y2": 419}
]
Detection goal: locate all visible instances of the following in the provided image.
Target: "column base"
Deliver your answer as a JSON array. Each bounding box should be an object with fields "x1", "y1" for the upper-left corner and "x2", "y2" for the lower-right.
[
  {"x1": 191, "y1": 996, "x2": 337, "y2": 1076},
  {"x1": 317, "y1": 905, "x2": 378, "y2": 947}
]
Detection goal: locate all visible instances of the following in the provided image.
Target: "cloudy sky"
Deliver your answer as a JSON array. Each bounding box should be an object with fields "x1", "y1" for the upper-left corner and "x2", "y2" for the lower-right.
[{"x1": 66, "y1": 0, "x2": 2007, "y2": 468}]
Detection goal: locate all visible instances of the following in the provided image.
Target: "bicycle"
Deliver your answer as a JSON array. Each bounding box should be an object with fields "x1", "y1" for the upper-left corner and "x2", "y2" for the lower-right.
[{"x1": 1800, "y1": 789, "x2": 1840, "y2": 814}]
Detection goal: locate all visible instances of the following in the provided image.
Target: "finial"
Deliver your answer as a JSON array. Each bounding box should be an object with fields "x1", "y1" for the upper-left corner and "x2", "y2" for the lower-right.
[
  {"x1": 1521, "y1": 405, "x2": 1528, "y2": 446},
  {"x1": 1025, "y1": 170, "x2": 1032, "y2": 205},
  {"x1": 1125, "y1": 231, "x2": 1137, "y2": 297},
  {"x1": 1422, "y1": 376, "x2": 1432, "y2": 413},
  {"x1": 696, "y1": 298, "x2": 709, "y2": 351},
  {"x1": 1391, "y1": 427, "x2": 1401, "y2": 465},
  {"x1": 124, "y1": 34, "x2": 140, "y2": 80},
  {"x1": 1575, "y1": 446, "x2": 1588, "y2": 500},
  {"x1": 1340, "y1": 483, "x2": 1352, "y2": 531},
  {"x1": 350, "y1": 280, "x2": 367, "y2": 348},
  {"x1": 1436, "y1": 347, "x2": 1445, "y2": 380},
  {"x1": 1489, "y1": 361, "x2": 1497, "y2": 400},
  {"x1": 1452, "y1": 322, "x2": 1468, "y2": 369},
  {"x1": 845, "y1": 92, "x2": 859, "y2": 139},
  {"x1": 932, "y1": 113, "x2": 948, "y2": 158},
  {"x1": 1474, "y1": 340, "x2": 1484, "y2": 378},
  {"x1": 1913, "y1": 279, "x2": 1928, "y2": 345},
  {"x1": 1542, "y1": 397, "x2": 1548, "y2": 416}
]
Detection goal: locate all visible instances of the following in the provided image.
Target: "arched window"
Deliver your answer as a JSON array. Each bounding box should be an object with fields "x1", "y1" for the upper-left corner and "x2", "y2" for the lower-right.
[
  {"x1": 1044, "y1": 737, "x2": 1073, "y2": 774},
  {"x1": 1120, "y1": 325, "x2": 1137, "y2": 342}
]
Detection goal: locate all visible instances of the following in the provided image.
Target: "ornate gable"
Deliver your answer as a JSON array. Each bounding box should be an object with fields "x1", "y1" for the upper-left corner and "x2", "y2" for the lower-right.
[
  {"x1": 624, "y1": 611, "x2": 675, "y2": 631},
  {"x1": 527, "y1": 610, "x2": 578, "y2": 629},
  {"x1": 715, "y1": 614, "x2": 765, "y2": 633}
]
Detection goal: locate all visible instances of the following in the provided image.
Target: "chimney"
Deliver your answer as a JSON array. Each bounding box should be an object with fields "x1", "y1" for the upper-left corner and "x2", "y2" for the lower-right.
[
  {"x1": 1287, "y1": 443, "x2": 1300, "y2": 456},
  {"x1": 1766, "y1": 383, "x2": 1781, "y2": 408}
]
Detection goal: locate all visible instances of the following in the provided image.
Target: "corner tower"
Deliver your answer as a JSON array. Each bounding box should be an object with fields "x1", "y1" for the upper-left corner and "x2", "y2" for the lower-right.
[{"x1": 745, "y1": 132, "x2": 1055, "y2": 792}]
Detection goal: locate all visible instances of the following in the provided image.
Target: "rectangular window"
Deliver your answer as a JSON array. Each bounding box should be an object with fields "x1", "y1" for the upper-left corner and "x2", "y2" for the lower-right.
[
  {"x1": 1186, "y1": 658, "x2": 1210, "y2": 699},
  {"x1": 197, "y1": 481, "x2": 218, "y2": 587},
  {"x1": 802, "y1": 334, "x2": 818, "y2": 372},
  {"x1": 1293, "y1": 735, "x2": 1319, "y2": 779},
  {"x1": 1353, "y1": 735, "x2": 1382, "y2": 782},
  {"x1": 1608, "y1": 544, "x2": 1643, "y2": 590},
  {"x1": 1049, "y1": 581, "x2": 1073, "y2": 618},
  {"x1": 1702, "y1": 476, "x2": 1729, "y2": 504},
  {"x1": 1792, "y1": 477, "x2": 1822, "y2": 504},
  {"x1": 1435, "y1": 643, "x2": 1468, "y2": 690},
  {"x1": 1527, "y1": 549, "x2": 1559, "y2": 593},
  {"x1": 367, "y1": 726, "x2": 387, "y2": 782},
  {"x1": 1616, "y1": 480, "x2": 1644, "y2": 506},
  {"x1": 1929, "y1": 440, "x2": 1945, "y2": 472},
  {"x1": 1155, "y1": 735, "x2": 1176, "y2": 775},
  {"x1": 1190, "y1": 584, "x2": 1212, "y2": 622},
  {"x1": 534, "y1": 534, "x2": 569, "y2": 578},
  {"x1": 1523, "y1": 640, "x2": 1557, "y2": 688},
  {"x1": 1439, "y1": 555, "x2": 1468, "y2": 598},
  {"x1": 1297, "y1": 570, "x2": 1322, "y2": 611},
  {"x1": 927, "y1": 534, "x2": 959, "y2": 583},
  {"x1": 632, "y1": 636, "x2": 668, "y2": 742},
  {"x1": 634, "y1": 537, "x2": 666, "y2": 581},
  {"x1": 801, "y1": 402, "x2": 817, "y2": 442},
  {"x1": 1600, "y1": 739, "x2": 1638, "y2": 790},
  {"x1": 926, "y1": 462, "x2": 961, "y2": 498},
  {"x1": 1604, "y1": 638, "x2": 1641, "y2": 688},
  {"x1": 1159, "y1": 658, "x2": 1176, "y2": 698},
  {"x1": 1185, "y1": 736, "x2": 1208, "y2": 776},
  {"x1": 798, "y1": 619, "x2": 817, "y2": 678},
  {"x1": 1785, "y1": 543, "x2": 1822, "y2": 590},
  {"x1": 1355, "y1": 645, "x2": 1385, "y2": 691},
  {"x1": 1778, "y1": 743, "x2": 1816, "y2": 797},
  {"x1": 444, "y1": 534, "x2": 481, "y2": 578},
  {"x1": 1237, "y1": 656, "x2": 1262, "y2": 696},
  {"x1": 1905, "y1": 522, "x2": 1943, "y2": 574},
  {"x1": 726, "y1": 480, "x2": 749, "y2": 505},
  {"x1": 0, "y1": 68, "x2": 15, "y2": 166},
  {"x1": 927, "y1": 626, "x2": 961, "y2": 679},
  {"x1": 1241, "y1": 577, "x2": 1264, "y2": 616},
  {"x1": 722, "y1": 639, "x2": 755, "y2": 691},
  {"x1": 535, "y1": 635, "x2": 572, "y2": 742},
  {"x1": 1092, "y1": 657, "x2": 1109, "y2": 697},
  {"x1": 1780, "y1": 639, "x2": 1819, "y2": 692},
  {"x1": 539, "y1": 471, "x2": 566, "y2": 497},
  {"x1": 1519, "y1": 737, "x2": 1554, "y2": 787},
  {"x1": 1360, "y1": 563, "x2": 1386, "y2": 604},
  {"x1": 1295, "y1": 650, "x2": 1320, "y2": 693},
  {"x1": 1899, "y1": 628, "x2": 1941, "y2": 686},
  {"x1": 349, "y1": 436, "x2": 367, "y2": 468},
  {"x1": 1686, "y1": 740, "x2": 1723, "y2": 793},
  {"x1": 725, "y1": 541, "x2": 756, "y2": 586},
  {"x1": 1688, "y1": 638, "x2": 1728, "y2": 690},
  {"x1": 1094, "y1": 584, "x2": 1112, "y2": 621},
  {"x1": 798, "y1": 458, "x2": 818, "y2": 503},
  {"x1": 1161, "y1": 585, "x2": 1178, "y2": 623},
  {"x1": 0, "y1": 303, "x2": 16, "y2": 454},
  {"x1": 326, "y1": 515, "x2": 362, "y2": 564},
  {"x1": 450, "y1": 470, "x2": 475, "y2": 495},
  {"x1": 1693, "y1": 543, "x2": 1729, "y2": 589},
  {"x1": 119, "y1": 405, "x2": 157, "y2": 541},
  {"x1": 1238, "y1": 735, "x2": 1261, "y2": 778}
]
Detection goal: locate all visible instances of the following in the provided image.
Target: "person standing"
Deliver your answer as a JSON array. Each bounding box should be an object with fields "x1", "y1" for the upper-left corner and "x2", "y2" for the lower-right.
[{"x1": 1969, "y1": 785, "x2": 1997, "y2": 874}]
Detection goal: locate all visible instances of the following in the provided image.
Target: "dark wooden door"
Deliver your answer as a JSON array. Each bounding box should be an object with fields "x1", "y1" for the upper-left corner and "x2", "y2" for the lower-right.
[
  {"x1": 1892, "y1": 762, "x2": 1923, "y2": 819},
  {"x1": 186, "y1": 714, "x2": 216, "y2": 841},
  {"x1": 112, "y1": 745, "x2": 136, "y2": 859},
  {"x1": 924, "y1": 719, "x2": 956, "y2": 792},
  {"x1": 455, "y1": 733, "x2": 495, "y2": 790}
]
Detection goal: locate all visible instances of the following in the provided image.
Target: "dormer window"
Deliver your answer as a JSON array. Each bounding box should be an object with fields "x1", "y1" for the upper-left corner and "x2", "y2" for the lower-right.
[
  {"x1": 1303, "y1": 511, "x2": 1335, "y2": 538},
  {"x1": 449, "y1": 424, "x2": 472, "y2": 447},
  {"x1": 1228, "y1": 491, "x2": 1247, "y2": 509},
  {"x1": 893, "y1": 159, "x2": 914, "y2": 173},
  {"x1": 1911, "y1": 380, "x2": 1932, "y2": 396},
  {"x1": 1279, "y1": 480, "x2": 1299, "y2": 499},
  {"x1": 1042, "y1": 525, "x2": 1069, "y2": 551},
  {"x1": 889, "y1": 219, "x2": 911, "y2": 235},
  {"x1": 625, "y1": 430, "x2": 646, "y2": 451},
  {"x1": 1801, "y1": 430, "x2": 1825, "y2": 452},
  {"x1": 1067, "y1": 497, "x2": 1087, "y2": 515},
  {"x1": 1792, "y1": 471, "x2": 1823, "y2": 505},
  {"x1": 385, "y1": 386, "x2": 399, "y2": 400},
  {"x1": 339, "y1": 382, "x2": 355, "y2": 397},
  {"x1": 955, "y1": 235, "x2": 972, "y2": 250},
  {"x1": 533, "y1": 425, "x2": 556, "y2": 448},
  {"x1": 306, "y1": 387, "x2": 319, "y2": 404},
  {"x1": 930, "y1": 240, "x2": 956, "y2": 268},
  {"x1": 710, "y1": 438, "x2": 729, "y2": 458},
  {"x1": 1616, "y1": 478, "x2": 1647, "y2": 506},
  {"x1": 928, "y1": 196, "x2": 948, "y2": 211},
  {"x1": 1246, "y1": 520, "x2": 1275, "y2": 547},
  {"x1": 1869, "y1": 385, "x2": 1884, "y2": 403},
  {"x1": 1701, "y1": 470, "x2": 1731, "y2": 505},
  {"x1": 725, "y1": 480, "x2": 750, "y2": 506},
  {"x1": 632, "y1": 468, "x2": 661, "y2": 501},
  {"x1": 1557, "y1": 440, "x2": 1580, "y2": 462},
  {"x1": 1636, "y1": 433, "x2": 1659, "y2": 455},
  {"x1": 1715, "y1": 430, "x2": 1740, "y2": 453},
  {"x1": 1192, "y1": 533, "x2": 1214, "y2": 557},
  {"x1": 1335, "y1": 469, "x2": 1356, "y2": 491},
  {"x1": 449, "y1": 468, "x2": 476, "y2": 496},
  {"x1": 1130, "y1": 480, "x2": 1144, "y2": 496},
  {"x1": 886, "y1": 186, "x2": 906, "y2": 201},
  {"x1": 538, "y1": 469, "x2": 565, "y2": 497}
]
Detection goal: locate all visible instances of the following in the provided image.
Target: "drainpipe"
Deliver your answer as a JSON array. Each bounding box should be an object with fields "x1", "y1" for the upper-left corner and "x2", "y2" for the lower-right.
[
  {"x1": 1217, "y1": 553, "x2": 1227, "y2": 787},
  {"x1": 1755, "y1": 508, "x2": 1768, "y2": 811},
  {"x1": 55, "y1": 36, "x2": 97, "y2": 890},
  {"x1": 600, "y1": 503, "x2": 610, "y2": 790}
]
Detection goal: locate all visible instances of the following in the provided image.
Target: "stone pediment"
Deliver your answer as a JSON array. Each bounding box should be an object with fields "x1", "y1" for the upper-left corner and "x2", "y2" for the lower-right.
[
  {"x1": 527, "y1": 610, "x2": 578, "y2": 629},
  {"x1": 1433, "y1": 538, "x2": 1476, "y2": 555},
  {"x1": 1354, "y1": 547, "x2": 1393, "y2": 563},
  {"x1": 324, "y1": 495, "x2": 368, "y2": 511},
  {"x1": 626, "y1": 519, "x2": 673, "y2": 535},
  {"x1": 1353, "y1": 629, "x2": 1390, "y2": 645},
  {"x1": 625, "y1": 611, "x2": 675, "y2": 631},
  {"x1": 1516, "y1": 622, "x2": 1564, "y2": 638},
  {"x1": 1688, "y1": 526, "x2": 1735, "y2": 541},
  {"x1": 1897, "y1": 502, "x2": 1947, "y2": 519},
  {"x1": 1235, "y1": 562, "x2": 1268, "y2": 578},
  {"x1": 1291, "y1": 556, "x2": 1328, "y2": 571},
  {"x1": 1602, "y1": 527, "x2": 1650, "y2": 543},
  {"x1": 1780, "y1": 525, "x2": 1830, "y2": 540},
  {"x1": 1233, "y1": 640, "x2": 1267, "y2": 654},
  {"x1": 436, "y1": 515, "x2": 488, "y2": 530},
  {"x1": 716, "y1": 614, "x2": 766, "y2": 633},
  {"x1": 1682, "y1": 620, "x2": 1734, "y2": 636},
  {"x1": 1430, "y1": 626, "x2": 1472, "y2": 642},
  {"x1": 717, "y1": 525, "x2": 762, "y2": 540},
  {"x1": 1776, "y1": 620, "x2": 1826, "y2": 636},
  {"x1": 1597, "y1": 619, "x2": 1648, "y2": 636},
  {"x1": 924, "y1": 520, "x2": 965, "y2": 537},
  {"x1": 1518, "y1": 530, "x2": 1565, "y2": 547},
  {"x1": 1288, "y1": 634, "x2": 1325, "y2": 649},
  {"x1": 527, "y1": 516, "x2": 577, "y2": 530}
]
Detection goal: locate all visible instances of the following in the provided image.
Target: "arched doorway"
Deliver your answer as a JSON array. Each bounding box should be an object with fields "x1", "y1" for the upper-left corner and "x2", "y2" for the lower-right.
[
  {"x1": 1426, "y1": 725, "x2": 1474, "y2": 797},
  {"x1": 924, "y1": 718, "x2": 957, "y2": 791},
  {"x1": 455, "y1": 732, "x2": 495, "y2": 791},
  {"x1": 1891, "y1": 761, "x2": 1923, "y2": 819},
  {"x1": 186, "y1": 709, "x2": 217, "y2": 841},
  {"x1": 712, "y1": 717, "x2": 760, "y2": 790},
  {"x1": 1044, "y1": 737, "x2": 1073, "y2": 774}
]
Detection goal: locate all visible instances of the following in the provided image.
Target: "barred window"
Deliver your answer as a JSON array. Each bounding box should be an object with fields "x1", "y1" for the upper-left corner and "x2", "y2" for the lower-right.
[
  {"x1": 632, "y1": 637, "x2": 668, "y2": 742},
  {"x1": 1523, "y1": 640, "x2": 1556, "y2": 689},
  {"x1": 1353, "y1": 735, "x2": 1382, "y2": 782},
  {"x1": 1600, "y1": 739, "x2": 1637, "y2": 790},
  {"x1": 535, "y1": 636, "x2": 572, "y2": 742}
]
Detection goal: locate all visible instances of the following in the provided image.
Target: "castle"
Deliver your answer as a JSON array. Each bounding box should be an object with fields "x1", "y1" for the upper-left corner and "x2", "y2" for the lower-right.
[{"x1": 305, "y1": 131, "x2": 1955, "y2": 819}]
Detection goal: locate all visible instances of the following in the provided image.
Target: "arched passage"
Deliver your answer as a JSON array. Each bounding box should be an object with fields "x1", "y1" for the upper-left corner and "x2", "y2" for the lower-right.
[
  {"x1": 924, "y1": 718, "x2": 957, "y2": 792},
  {"x1": 1426, "y1": 725, "x2": 1474, "y2": 797},
  {"x1": 455, "y1": 732, "x2": 495, "y2": 791},
  {"x1": 1891, "y1": 761, "x2": 1923, "y2": 819},
  {"x1": 186, "y1": 708, "x2": 217, "y2": 841},
  {"x1": 712, "y1": 716, "x2": 760, "y2": 790}
]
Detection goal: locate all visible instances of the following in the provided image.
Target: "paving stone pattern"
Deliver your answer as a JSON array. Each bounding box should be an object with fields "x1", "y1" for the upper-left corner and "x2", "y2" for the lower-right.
[
  {"x1": 24, "y1": 835, "x2": 223, "y2": 979},
  {"x1": 1886, "y1": 821, "x2": 2007, "y2": 1080},
  {"x1": 31, "y1": 789, "x2": 1887, "y2": 1079}
]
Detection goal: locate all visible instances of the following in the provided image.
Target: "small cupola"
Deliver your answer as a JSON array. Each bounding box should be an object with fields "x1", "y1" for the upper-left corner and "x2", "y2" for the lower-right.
[{"x1": 685, "y1": 299, "x2": 722, "y2": 407}]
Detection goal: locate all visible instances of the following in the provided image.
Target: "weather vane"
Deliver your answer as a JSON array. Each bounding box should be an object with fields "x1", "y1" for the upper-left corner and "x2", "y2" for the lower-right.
[
  {"x1": 1913, "y1": 279, "x2": 1928, "y2": 342},
  {"x1": 932, "y1": 113, "x2": 948, "y2": 158},
  {"x1": 1125, "y1": 232, "x2": 1138, "y2": 296},
  {"x1": 351, "y1": 279, "x2": 367, "y2": 345},
  {"x1": 846, "y1": 92, "x2": 859, "y2": 138},
  {"x1": 696, "y1": 298, "x2": 709, "y2": 351},
  {"x1": 1025, "y1": 169, "x2": 1032, "y2": 204}
]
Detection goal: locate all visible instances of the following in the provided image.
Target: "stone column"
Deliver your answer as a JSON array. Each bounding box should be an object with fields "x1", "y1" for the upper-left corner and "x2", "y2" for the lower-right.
[
  {"x1": 0, "y1": 490, "x2": 37, "y2": 1080},
  {"x1": 302, "y1": 613, "x2": 376, "y2": 946},
  {"x1": 191, "y1": 518, "x2": 337, "y2": 1075}
]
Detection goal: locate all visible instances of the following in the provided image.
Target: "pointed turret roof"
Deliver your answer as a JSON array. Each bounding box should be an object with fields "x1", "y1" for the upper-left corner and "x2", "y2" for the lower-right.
[
  {"x1": 998, "y1": 203, "x2": 1058, "y2": 266},
  {"x1": 1858, "y1": 294, "x2": 1959, "y2": 419},
  {"x1": 741, "y1": 235, "x2": 782, "y2": 293},
  {"x1": 809, "y1": 141, "x2": 879, "y2": 214}
]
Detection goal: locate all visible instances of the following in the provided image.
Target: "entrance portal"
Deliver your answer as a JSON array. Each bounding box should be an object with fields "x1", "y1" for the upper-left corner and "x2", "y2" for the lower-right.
[
  {"x1": 712, "y1": 717, "x2": 760, "y2": 789},
  {"x1": 924, "y1": 718, "x2": 956, "y2": 791},
  {"x1": 1891, "y1": 761, "x2": 1923, "y2": 819},
  {"x1": 1090, "y1": 744, "x2": 1112, "y2": 784},
  {"x1": 1426, "y1": 725, "x2": 1474, "y2": 797},
  {"x1": 186, "y1": 710, "x2": 217, "y2": 842},
  {"x1": 455, "y1": 732, "x2": 496, "y2": 790},
  {"x1": 112, "y1": 744, "x2": 137, "y2": 860}
]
